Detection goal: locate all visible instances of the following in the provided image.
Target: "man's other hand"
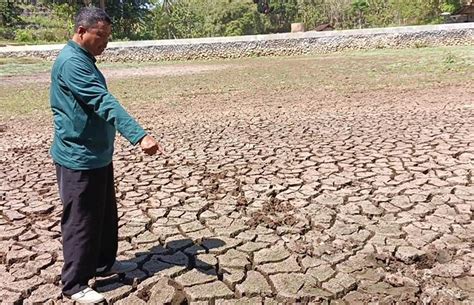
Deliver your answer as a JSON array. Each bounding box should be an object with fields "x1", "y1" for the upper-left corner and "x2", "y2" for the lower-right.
[{"x1": 140, "y1": 135, "x2": 165, "y2": 156}]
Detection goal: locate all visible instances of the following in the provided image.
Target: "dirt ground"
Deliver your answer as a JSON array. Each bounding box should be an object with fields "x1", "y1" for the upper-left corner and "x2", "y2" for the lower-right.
[
  {"x1": 0, "y1": 63, "x2": 235, "y2": 85},
  {"x1": 0, "y1": 47, "x2": 473, "y2": 304}
]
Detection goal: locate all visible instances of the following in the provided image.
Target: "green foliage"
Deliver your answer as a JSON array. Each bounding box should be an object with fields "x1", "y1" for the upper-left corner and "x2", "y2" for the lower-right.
[
  {"x1": 363, "y1": 0, "x2": 397, "y2": 27},
  {"x1": 0, "y1": 3, "x2": 75, "y2": 43},
  {"x1": 414, "y1": 41, "x2": 428, "y2": 48},
  {"x1": 296, "y1": 0, "x2": 328, "y2": 29},
  {"x1": 152, "y1": 0, "x2": 205, "y2": 39},
  {"x1": 264, "y1": 0, "x2": 299, "y2": 33},
  {"x1": 440, "y1": 0, "x2": 462, "y2": 13},
  {"x1": 352, "y1": 0, "x2": 369, "y2": 28},
  {"x1": 106, "y1": 1, "x2": 154, "y2": 40},
  {"x1": 0, "y1": 0, "x2": 467, "y2": 43},
  {"x1": 52, "y1": 3, "x2": 76, "y2": 37},
  {"x1": 13, "y1": 27, "x2": 67, "y2": 43},
  {"x1": 0, "y1": 3, "x2": 23, "y2": 27},
  {"x1": 443, "y1": 51, "x2": 456, "y2": 64},
  {"x1": 153, "y1": 0, "x2": 264, "y2": 39},
  {"x1": 206, "y1": 1, "x2": 264, "y2": 36},
  {"x1": 0, "y1": 27, "x2": 16, "y2": 41},
  {"x1": 169, "y1": 0, "x2": 205, "y2": 38},
  {"x1": 15, "y1": 28, "x2": 36, "y2": 42}
]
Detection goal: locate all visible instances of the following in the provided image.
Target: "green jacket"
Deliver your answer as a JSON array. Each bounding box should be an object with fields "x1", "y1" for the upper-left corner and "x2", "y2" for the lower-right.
[{"x1": 50, "y1": 40, "x2": 146, "y2": 170}]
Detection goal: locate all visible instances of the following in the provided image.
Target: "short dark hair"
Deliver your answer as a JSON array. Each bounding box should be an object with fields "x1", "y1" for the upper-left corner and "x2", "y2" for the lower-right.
[{"x1": 74, "y1": 7, "x2": 112, "y2": 31}]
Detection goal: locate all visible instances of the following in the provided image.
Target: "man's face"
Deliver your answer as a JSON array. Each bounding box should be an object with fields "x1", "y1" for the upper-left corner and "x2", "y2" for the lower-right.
[{"x1": 78, "y1": 21, "x2": 111, "y2": 56}]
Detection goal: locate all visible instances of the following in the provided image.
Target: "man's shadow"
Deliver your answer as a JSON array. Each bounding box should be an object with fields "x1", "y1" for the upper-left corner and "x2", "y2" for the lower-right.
[{"x1": 92, "y1": 238, "x2": 226, "y2": 296}]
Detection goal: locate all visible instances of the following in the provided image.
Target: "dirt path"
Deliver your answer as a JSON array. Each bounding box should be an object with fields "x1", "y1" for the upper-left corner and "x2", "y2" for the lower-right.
[{"x1": 0, "y1": 63, "x2": 234, "y2": 85}]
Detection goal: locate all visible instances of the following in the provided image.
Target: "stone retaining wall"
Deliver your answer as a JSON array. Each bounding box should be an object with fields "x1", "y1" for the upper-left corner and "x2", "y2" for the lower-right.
[{"x1": 1, "y1": 23, "x2": 473, "y2": 62}]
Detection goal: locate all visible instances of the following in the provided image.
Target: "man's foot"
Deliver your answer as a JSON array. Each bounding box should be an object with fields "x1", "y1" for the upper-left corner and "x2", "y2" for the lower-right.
[
  {"x1": 69, "y1": 287, "x2": 105, "y2": 304},
  {"x1": 96, "y1": 261, "x2": 138, "y2": 277}
]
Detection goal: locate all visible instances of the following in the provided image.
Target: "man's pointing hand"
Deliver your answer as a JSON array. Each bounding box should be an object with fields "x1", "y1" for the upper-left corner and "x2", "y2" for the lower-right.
[{"x1": 140, "y1": 134, "x2": 165, "y2": 156}]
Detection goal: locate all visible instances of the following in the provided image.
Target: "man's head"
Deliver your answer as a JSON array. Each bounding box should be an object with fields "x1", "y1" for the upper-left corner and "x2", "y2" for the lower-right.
[{"x1": 73, "y1": 7, "x2": 112, "y2": 56}]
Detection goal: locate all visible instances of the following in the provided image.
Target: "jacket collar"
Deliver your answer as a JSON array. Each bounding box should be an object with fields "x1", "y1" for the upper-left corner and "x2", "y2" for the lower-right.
[{"x1": 67, "y1": 40, "x2": 97, "y2": 63}]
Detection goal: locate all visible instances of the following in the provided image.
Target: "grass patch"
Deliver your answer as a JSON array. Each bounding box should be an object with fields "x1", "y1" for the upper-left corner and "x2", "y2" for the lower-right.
[
  {"x1": 0, "y1": 57, "x2": 52, "y2": 76},
  {"x1": 1, "y1": 45, "x2": 473, "y2": 118},
  {"x1": 0, "y1": 83, "x2": 49, "y2": 115}
]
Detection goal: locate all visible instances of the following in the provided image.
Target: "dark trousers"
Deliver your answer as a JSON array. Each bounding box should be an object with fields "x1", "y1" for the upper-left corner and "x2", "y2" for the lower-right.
[{"x1": 55, "y1": 162, "x2": 118, "y2": 296}]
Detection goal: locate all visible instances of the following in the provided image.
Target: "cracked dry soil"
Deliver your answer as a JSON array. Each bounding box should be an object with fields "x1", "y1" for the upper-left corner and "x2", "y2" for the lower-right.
[{"x1": 0, "y1": 53, "x2": 473, "y2": 304}]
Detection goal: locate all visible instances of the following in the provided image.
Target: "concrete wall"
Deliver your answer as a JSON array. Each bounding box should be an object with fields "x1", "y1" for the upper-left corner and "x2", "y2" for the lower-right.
[{"x1": 1, "y1": 23, "x2": 473, "y2": 62}]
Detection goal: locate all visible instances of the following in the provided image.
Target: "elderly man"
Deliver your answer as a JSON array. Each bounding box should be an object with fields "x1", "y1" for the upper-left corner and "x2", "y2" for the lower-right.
[{"x1": 50, "y1": 7, "x2": 163, "y2": 303}]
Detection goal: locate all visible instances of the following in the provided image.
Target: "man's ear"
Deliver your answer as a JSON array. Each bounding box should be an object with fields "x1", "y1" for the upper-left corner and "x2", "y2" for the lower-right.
[{"x1": 77, "y1": 26, "x2": 87, "y2": 36}]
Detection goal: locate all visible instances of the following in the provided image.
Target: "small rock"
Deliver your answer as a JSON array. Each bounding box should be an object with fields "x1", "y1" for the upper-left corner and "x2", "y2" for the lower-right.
[
  {"x1": 114, "y1": 294, "x2": 147, "y2": 305},
  {"x1": 431, "y1": 262, "x2": 467, "y2": 278},
  {"x1": 254, "y1": 245, "x2": 290, "y2": 265},
  {"x1": 174, "y1": 269, "x2": 217, "y2": 287},
  {"x1": 322, "y1": 273, "x2": 357, "y2": 297},
  {"x1": 218, "y1": 249, "x2": 250, "y2": 269},
  {"x1": 306, "y1": 264, "x2": 336, "y2": 283},
  {"x1": 256, "y1": 255, "x2": 301, "y2": 275},
  {"x1": 395, "y1": 246, "x2": 425, "y2": 264},
  {"x1": 216, "y1": 297, "x2": 264, "y2": 304},
  {"x1": 96, "y1": 282, "x2": 133, "y2": 303},
  {"x1": 235, "y1": 271, "x2": 272, "y2": 297},
  {"x1": 222, "y1": 268, "x2": 246, "y2": 289},
  {"x1": 149, "y1": 277, "x2": 176, "y2": 304},
  {"x1": 184, "y1": 281, "x2": 234, "y2": 301},
  {"x1": 24, "y1": 283, "x2": 61, "y2": 304}
]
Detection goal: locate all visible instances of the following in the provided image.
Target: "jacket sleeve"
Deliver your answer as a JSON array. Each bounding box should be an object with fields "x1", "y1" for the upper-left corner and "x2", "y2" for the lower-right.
[{"x1": 61, "y1": 57, "x2": 147, "y2": 145}]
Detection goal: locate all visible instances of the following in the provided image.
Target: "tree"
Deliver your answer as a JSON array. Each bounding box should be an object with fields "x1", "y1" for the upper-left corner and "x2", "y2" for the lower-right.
[
  {"x1": 364, "y1": 0, "x2": 395, "y2": 27},
  {"x1": 154, "y1": 0, "x2": 205, "y2": 39},
  {"x1": 351, "y1": 0, "x2": 368, "y2": 28},
  {"x1": 0, "y1": 3, "x2": 23, "y2": 27},
  {"x1": 209, "y1": 0, "x2": 264, "y2": 36},
  {"x1": 263, "y1": 0, "x2": 299, "y2": 33},
  {"x1": 296, "y1": 0, "x2": 328, "y2": 30},
  {"x1": 106, "y1": 1, "x2": 154, "y2": 40},
  {"x1": 440, "y1": 0, "x2": 462, "y2": 13},
  {"x1": 322, "y1": 0, "x2": 353, "y2": 28},
  {"x1": 1, "y1": 0, "x2": 465, "y2": 43}
]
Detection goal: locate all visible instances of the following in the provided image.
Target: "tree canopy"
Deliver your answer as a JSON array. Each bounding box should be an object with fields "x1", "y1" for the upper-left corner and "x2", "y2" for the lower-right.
[{"x1": 0, "y1": 0, "x2": 467, "y2": 43}]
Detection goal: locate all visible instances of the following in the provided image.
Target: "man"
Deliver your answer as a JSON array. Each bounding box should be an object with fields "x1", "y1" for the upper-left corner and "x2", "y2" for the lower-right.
[{"x1": 50, "y1": 7, "x2": 164, "y2": 303}]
